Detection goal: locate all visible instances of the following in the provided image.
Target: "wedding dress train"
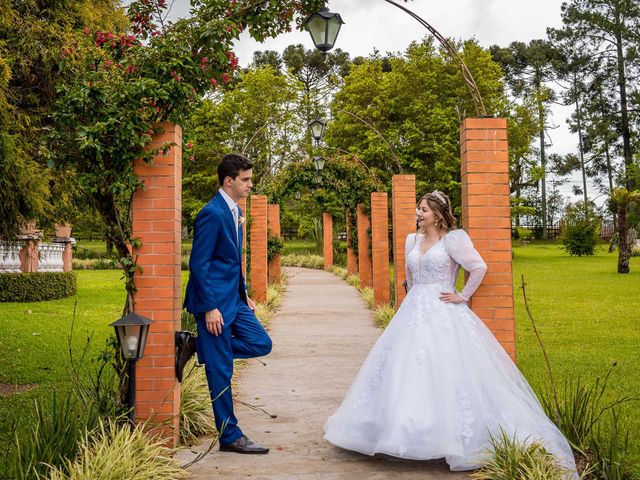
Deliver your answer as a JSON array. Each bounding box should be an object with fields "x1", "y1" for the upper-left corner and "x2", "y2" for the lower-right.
[{"x1": 324, "y1": 230, "x2": 577, "y2": 476}]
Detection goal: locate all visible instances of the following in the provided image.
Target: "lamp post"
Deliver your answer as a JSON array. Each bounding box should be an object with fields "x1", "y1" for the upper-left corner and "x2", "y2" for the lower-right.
[
  {"x1": 308, "y1": 117, "x2": 327, "y2": 146},
  {"x1": 313, "y1": 155, "x2": 325, "y2": 184},
  {"x1": 305, "y1": 2, "x2": 487, "y2": 117},
  {"x1": 303, "y1": 7, "x2": 344, "y2": 53},
  {"x1": 110, "y1": 312, "x2": 154, "y2": 426}
]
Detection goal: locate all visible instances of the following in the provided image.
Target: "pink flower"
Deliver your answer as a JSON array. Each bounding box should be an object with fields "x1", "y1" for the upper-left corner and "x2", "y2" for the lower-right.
[
  {"x1": 221, "y1": 72, "x2": 231, "y2": 83},
  {"x1": 186, "y1": 142, "x2": 193, "y2": 149}
]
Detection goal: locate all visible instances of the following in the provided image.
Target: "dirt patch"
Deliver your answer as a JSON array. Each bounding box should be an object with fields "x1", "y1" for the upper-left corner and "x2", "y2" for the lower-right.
[{"x1": 0, "y1": 383, "x2": 38, "y2": 396}]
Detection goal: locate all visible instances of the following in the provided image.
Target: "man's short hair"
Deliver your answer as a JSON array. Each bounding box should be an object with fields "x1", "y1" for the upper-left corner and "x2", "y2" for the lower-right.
[{"x1": 217, "y1": 153, "x2": 253, "y2": 186}]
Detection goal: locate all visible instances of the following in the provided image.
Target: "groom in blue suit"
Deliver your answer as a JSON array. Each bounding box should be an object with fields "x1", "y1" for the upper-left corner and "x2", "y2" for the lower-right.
[{"x1": 182, "y1": 153, "x2": 272, "y2": 454}]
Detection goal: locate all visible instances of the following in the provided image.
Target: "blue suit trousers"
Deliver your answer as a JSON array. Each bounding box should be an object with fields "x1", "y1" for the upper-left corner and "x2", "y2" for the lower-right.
[{"x1": 195, "y1": 297, "x2": 272, "y2": 445}]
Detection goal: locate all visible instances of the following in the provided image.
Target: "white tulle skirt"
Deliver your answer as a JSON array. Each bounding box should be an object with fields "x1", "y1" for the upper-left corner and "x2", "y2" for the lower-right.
[{"x1": 323, "y1": 283, "x2": 577, "y2": 476}]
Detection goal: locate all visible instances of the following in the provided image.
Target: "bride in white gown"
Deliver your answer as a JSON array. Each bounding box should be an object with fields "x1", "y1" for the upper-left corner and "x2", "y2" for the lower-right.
[{"x1": 324, "y1": 191, "x2": 577, "y2": 476}]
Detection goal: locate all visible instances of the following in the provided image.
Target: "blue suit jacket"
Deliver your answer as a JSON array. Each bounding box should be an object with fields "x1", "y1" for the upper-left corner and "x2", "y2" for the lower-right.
[{"x1": 184, "y1": 192, "x2": 247, "y2": 322}]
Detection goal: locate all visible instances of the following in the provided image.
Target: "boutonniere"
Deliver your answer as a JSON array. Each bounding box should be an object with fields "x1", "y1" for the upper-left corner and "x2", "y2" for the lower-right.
[{"x1": 238, "y1": 216, "x2": 246, "y2": 225}]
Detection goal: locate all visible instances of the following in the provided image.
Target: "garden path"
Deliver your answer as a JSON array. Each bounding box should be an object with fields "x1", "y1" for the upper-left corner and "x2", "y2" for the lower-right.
[{"x1": 177, "y1": 267, "x2": 469, "y2": 479}]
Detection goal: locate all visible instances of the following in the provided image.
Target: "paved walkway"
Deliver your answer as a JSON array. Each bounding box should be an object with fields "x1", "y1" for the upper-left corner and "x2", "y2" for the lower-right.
[{"x1": 178, "y1": 267, "x2": 469, "y2": 479}]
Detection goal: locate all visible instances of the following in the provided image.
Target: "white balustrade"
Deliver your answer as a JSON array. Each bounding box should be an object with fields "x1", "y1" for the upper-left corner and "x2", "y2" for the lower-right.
[
  {"x1": 0, "y1": 243, "x2": 22, "y2": 273},
  {"x1": 39, "y1": 242, "x2": 64, "y2": 272}
]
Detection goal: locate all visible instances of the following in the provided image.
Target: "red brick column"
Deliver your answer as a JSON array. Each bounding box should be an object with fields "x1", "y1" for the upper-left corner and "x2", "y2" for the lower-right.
[
  {"x1": 460, "y1": 117, "x2": 515, "y2": 359},
  {"x1": 267, "y1": 204, "x2": 281, "y2": 283},
  {"x1": 345, "y1": 209, "x2": 358, "y2": 275},
  {"x1": 371, "y1": 192, "x2": 390, "y2": 306},
  {"x1": 131, "y1": 122, "x2": 182, "y2": 445},
  {"x1": 250, "y1": 195, "x2": 268, "y2": 303},
  {"x1": 62, "y1": 242, "x2": 73, "y2": 272},
  {"x1": 392, "y1": 175, "x2": 416, "y2": 307},
  {"x1": 356, "y1": 204, "x2": 372, "y2": 288},
  {"x1": 323, "y1": 212, "x2": 333, "y2": 269},
  {"x1": 238, "y1": 198, "x2": 247, "y2": 278}
]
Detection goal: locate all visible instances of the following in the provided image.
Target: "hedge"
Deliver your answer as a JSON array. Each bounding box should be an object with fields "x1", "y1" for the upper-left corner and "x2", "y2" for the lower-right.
[{"x1": 0, "y1": 272, "x2": 77, "y2": 302}]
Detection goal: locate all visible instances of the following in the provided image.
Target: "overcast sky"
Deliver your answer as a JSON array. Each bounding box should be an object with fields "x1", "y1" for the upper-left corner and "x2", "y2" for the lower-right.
[{"x1": 165, "y1": 0, "x2": 599, "y2": 205}]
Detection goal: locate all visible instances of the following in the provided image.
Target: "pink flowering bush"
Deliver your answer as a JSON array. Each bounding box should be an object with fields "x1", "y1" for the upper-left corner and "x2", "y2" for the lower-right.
[{"x1": 48, "y1": 0, "x2": 324, "y2": 308}]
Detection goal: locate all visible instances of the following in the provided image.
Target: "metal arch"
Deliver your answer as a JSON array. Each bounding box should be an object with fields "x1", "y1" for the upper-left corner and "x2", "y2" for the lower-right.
[{"x1": 382, "y1": 0, "x2": 488, "y2": 117}]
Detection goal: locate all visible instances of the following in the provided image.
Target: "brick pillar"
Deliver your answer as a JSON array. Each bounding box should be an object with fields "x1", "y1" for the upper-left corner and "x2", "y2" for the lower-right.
[
  {"x1": 267, "y1": 204, "x2": 281, "y2": 284},
  {"x1": 250, "y1": 195, "x2": 268, "y2": 303},
  {"x1": 371, "y1": 192, "x2": 390, "y2": 306},
  {"x1": 323, "y1": 212, "x2": 333, "y2": 269},
  {"x1": 238, "y1": 198, "x2": 247, "y2": 278},
  {"x1": 19, "y1": 237, "x2": 40, "y2": 272},
  {"x1": 392, "y1": 175, "x2": 416, "y2": 307},
  {"x1": 345, "y1": 209, "x2": 358, "y2": 275},
  {"x1": 61, "y1": 241, "x2": 73, "y2": 272},
  {"x1": 460, "y1": 117, "x2": 515, "y2": 359},
  {"x1": 356, "y1": 204, "x2": 372, "y2": 288},
  {"x1": 131, "y1": 122, "x2": 182, "y2": 445}
]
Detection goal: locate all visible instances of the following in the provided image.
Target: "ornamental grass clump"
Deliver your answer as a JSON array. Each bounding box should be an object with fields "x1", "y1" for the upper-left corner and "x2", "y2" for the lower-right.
[
  {"x1": 471, "y1": 430, "x2": 574, "y2": 480},
  {"x1": 281, "y1": 253, "x2": 324, "y2": 269},
  {"x1": 47, "y1": 419, "x2": 186, "y2": 480},
  {"x1": 179, "y1": 359, "x2": 216, "y2": 446},
  {"x1": 7, "y1": 391, "x2": 101, "y2": 480},
  {"x1": 374, "y1": 304, "x2": 396, "y2": 329}
]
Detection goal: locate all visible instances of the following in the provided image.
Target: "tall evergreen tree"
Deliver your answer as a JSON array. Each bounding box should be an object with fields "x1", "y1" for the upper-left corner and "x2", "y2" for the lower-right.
[
  {"x1": 551, "y1": 0, "x2": 640, "y2": 272},
  {"x1": 491, "y1": 39, "x2": 564, "y2": 238}
]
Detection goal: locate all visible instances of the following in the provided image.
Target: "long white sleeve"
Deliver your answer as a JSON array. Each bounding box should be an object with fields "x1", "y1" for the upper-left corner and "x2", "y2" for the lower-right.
[
  {"x1": 442, "y1": 230, "x2": 487, "y2": 301},
  {"x1": 404, "y1": 233, "x2": 417, "y2": 291}
]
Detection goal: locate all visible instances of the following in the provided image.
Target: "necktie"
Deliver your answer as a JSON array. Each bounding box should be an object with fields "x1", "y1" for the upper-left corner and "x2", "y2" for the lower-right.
[{"x1": 232, "y1": 205, "x2": 239, "y2": 242}]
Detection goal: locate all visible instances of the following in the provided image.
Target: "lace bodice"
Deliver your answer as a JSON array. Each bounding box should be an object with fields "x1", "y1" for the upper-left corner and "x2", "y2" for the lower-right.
[{"x1": 405, "y1": 230, "x2": 487, "y2": 301}]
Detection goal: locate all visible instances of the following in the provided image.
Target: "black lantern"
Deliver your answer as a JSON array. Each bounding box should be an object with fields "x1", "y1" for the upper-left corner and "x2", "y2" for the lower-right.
[
  {"x1": 308, "y1": 118, "x2": 327, "y2": 143},
  {"x1": 110, "y1": 312, "x2": 153, "y2": 360},
  {"x1": 313, "y1": 156, "x2": 326, "y2": 172},
  {"x1": 110, "y1": 312, "x2": 153, "y2": 425},
  {"x1": 304, "y1": 7, "x2": 344, "y2": 53}
]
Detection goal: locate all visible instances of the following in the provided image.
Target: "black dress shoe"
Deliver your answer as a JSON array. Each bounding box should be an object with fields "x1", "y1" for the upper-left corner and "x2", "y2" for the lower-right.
[
  {"x1": 219, "y1": 435, "x2": 269, "y2": 454},
  {"x1": 175, "y1": 331, "x2": 196, "y2": 383}
]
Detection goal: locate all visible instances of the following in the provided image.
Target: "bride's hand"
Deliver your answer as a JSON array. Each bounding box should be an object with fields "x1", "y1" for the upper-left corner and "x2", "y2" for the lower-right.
[{"x1": 439, "y1": 292, "x2": 465, "y2": 303}]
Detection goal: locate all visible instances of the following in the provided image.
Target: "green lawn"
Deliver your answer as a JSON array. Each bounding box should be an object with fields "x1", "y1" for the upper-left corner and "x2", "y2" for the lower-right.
[{"x1": 512, "y1": 243, "x2": 640, "y2": 460}]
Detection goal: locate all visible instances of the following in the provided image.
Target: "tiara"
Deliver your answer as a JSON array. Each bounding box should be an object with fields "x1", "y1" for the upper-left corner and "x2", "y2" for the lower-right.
[{"x1": 429, "y1": 190, "x2": 448, "y2": 205}]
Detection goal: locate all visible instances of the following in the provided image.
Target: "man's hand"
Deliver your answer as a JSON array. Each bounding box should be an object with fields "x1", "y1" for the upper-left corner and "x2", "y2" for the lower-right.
[
  {"x1": 439, "y1": 292, "x2": 465, "y2": 304},
  {"x1": 247, "y1": 296, "x2": 257, "y2": 312},
  {"x1": 205, "y1": 309, "x2": 224, "y2": 336}
]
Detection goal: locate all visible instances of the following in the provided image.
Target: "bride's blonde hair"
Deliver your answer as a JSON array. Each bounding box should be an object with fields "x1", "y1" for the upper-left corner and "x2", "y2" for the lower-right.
[{"x1": 417, "y1": 191, "x2": 457, "y2": 233}]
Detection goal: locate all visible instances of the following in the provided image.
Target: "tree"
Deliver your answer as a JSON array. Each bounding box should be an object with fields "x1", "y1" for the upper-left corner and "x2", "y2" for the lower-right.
[
  {"x1": 325, "y1": 37, "x2": 507, "y2": 210},
  {"x1": 0, "y1": 0, "x2": 128, "y2": 239},
  {"x1": 551, "y1": 0, "x2": 640, "y2": 272},
  {"x1": 48, "y1": 0, "x2": 326, "y2": 310},
  {"x1": 184, "y1": 66, "x2": 303, "y2": 228},
  {"x1": 491, "y1": 39, "x2": 564, "y2": 239}
]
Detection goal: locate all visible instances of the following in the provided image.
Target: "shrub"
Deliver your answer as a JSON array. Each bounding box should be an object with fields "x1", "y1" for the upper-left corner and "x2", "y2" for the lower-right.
[
  {"x1": 181, "y1": 310, "x2": 196, "y2": 333},
  {"x1": 47, "y1": 419, "x2": 187, "y2": 480},
  {"x1": 561, "y1": 203, "x2": 600, "y2": 256},
  {"x1": 281, "y1": 253, "x2": 324, "y2": 269},
  {"x1": 0, "y1": 272, "x2": 76, "y2": 302},
  {"x1": 73, "y1": 247, "x2": 111, "y2": 260},
  {"x1": 72, "y1": 259, "x2": 116, "y2": 270},
  {"x1": 513, "y1": 226, "x2": 534, "y2": 242},
  {"x1": 267, "y1": 235, "x2": 284, "y2": 262}
]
